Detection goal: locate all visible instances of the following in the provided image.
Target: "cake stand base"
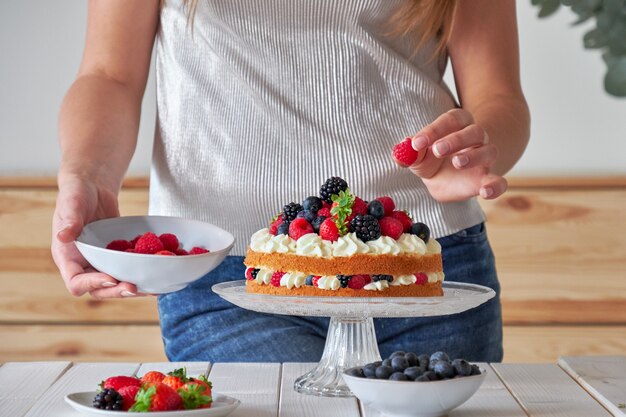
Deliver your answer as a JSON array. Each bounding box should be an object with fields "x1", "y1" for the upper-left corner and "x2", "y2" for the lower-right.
[{"x1": 294, "y1": 316, "x2": 381, "y2": 397}]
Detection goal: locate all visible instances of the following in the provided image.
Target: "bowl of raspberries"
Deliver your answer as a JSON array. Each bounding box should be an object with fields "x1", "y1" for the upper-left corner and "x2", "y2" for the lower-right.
[
  {"x1": 75, "y1": 215, "x2": 235, "y2": 293},
  {"x1": 343, "y1": 350, "x2": 486, "y2": 417}
]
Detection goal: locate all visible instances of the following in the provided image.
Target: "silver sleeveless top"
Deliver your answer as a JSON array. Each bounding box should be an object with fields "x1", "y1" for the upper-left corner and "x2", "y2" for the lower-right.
[{"x1": 151, "y1": 0, "x2": 485, "y2": 256}]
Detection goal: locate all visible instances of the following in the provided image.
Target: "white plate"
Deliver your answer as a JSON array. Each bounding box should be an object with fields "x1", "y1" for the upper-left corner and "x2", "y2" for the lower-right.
[{"x1": 64, "y1": 391, "x2": 240, "y2": 417}]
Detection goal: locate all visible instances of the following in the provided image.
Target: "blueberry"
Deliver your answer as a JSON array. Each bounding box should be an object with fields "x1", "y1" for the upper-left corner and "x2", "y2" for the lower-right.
[
  {"x1": 430, "y1": 351, "x2": 450, "y2": 363},
  {"x1": 382, "y1": 358, "x2": 392, "y2": 367},
  {"x1": 389, "y1": 351, "x2": 406, "y2": 359},
  {"x1": 367, "y1": 200, "x2": 385, "y2": 219},
  {"x1": 428, "y1": 360, "x2": 440, "y2": 372},
  {"x1": 302, "y1": 196, "x2": 323, "y2": 213},
  {"x1": 277, "y1": 222, "x2": 290, "y2": 235},
  {"x1": 363, "y1": 363, "x2": 377, "y2": 378},
  {"x1": 391, "y1": 356, "x2": 409, "y2": 372},
  {"x1": 415, "y1": 374, "x2": 430, "y2": 382},
  {"x1": 312, "y1": 216, "x2": 326, "y2": 233},
  {"x1": 305, "y1": 275, "x2": 314, "y2": 286},
  {"x1": 433, "y1": 361, "x2": 455, "y2": 379},
  {"x1": 389, "y1": 372, "x2": 409, "y2": 381},
  {"x1": 405, "y1": 352, "x2": 419, "y2": 367},
  {"x1": 410, "y1": 222, "x2": 430, "y2": 242},
  {"x1": 422, "y1": 370, "x2": 439, "y2": 381},
  {"x1": 417, "y1": 354, "x2": 430, "y2": 371},
  {"x1": 297, "y1": 210, "x2": 317, "y2": 223},
  {"x1": 451, "y1": 359, "x2": 473, "y2": 377},
  {"x1": 470, "y1": 364, "x2": 481, "y2": 376},
  {"x1": 403, "y1": 366, "x2": 423, "y2": 381},
  {"x1": 345, "y1": 367, "x2": 364, "y2": 378},
  {"x1": 375, "y1": 365, "x2": 394, "y2": 380}
]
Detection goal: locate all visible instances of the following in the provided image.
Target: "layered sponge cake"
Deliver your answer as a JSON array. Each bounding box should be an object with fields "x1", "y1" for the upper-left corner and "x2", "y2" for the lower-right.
[{"x1": 244, "y1": 177, "x2": 444, "y2": 297}]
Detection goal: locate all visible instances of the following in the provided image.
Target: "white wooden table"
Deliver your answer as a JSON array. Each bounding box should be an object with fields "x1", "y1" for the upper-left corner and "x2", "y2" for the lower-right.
[{"x1": 1, "y1": 356, "x2": 625, "y2": 417}]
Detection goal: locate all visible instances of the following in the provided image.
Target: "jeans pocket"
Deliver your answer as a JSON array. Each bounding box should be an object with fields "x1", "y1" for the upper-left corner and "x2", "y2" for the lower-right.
[{"x1": 444, "y1": 222, "x2": 487, "y2": 244}]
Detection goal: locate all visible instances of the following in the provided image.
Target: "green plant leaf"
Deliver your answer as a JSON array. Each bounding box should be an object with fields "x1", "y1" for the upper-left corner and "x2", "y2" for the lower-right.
[
  {"x1": 583, "y1": 28, "x2": 608, "y2": 48},
  {"x1": 604, "y1": 56, "x2": 626, "y2": 96},
  {"x1": 538, "y1": 0, "x2": 561, "y2": 17}
]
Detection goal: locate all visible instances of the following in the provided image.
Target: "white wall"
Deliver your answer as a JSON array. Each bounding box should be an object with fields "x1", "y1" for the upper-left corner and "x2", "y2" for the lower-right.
[{"x1": 1, "y1": 1, "x2": 624, "y2": 177}]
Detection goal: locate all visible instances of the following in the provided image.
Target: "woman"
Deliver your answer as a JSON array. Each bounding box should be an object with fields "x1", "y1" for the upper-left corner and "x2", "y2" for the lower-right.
[{"x1": 52, "y1": 0, "x2": 530, "y2": 362}]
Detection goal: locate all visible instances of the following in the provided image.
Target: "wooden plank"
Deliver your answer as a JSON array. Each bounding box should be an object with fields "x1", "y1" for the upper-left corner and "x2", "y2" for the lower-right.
[
  {"x1": 209, "y1": 363, "x2": 281, "y2": 417},
  {"x1": 492, "y1": 363, "x2": 612, "y2": 417},
  {"x1": 558, "y1": 356, "x2": 626, "y2": 416},
  {"x1": 24, "y1": 362, "x2": 140, "y2": 417},
  {"x1": 503, "y1": 326, "x2": 626, "y2": 363},
  {"x1": 360, "y1": 363, "x2": 527, "y2": 417},
  {"x1": 280, "y1": 363, "x2": 361, "y2": 417},
  {"x1": 0, "y1": 325, "x2": 167, "y2": 362},
  {"x1": 0, "y1": 361, "x2": 71, "y2": 417}
]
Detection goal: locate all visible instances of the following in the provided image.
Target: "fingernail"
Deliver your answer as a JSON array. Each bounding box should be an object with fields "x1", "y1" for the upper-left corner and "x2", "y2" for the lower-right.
[
  {"x1": 101, "y1": 281, "x2": 116, "y2": 287},
  {"x1": 453, "y1": 155, "x2": 469, "y2": 168},
  {"x1": 480, "y1": 187, "x2": 494, "y2": 198},
  {"x1": 434, "y1": 141, "x2": 450, "y2": 157},
  {"x1": 121, "y1": 291, "x2": 136, "y2": 297},
  {"x1": 412, "y1": 136, "x2": 428, "y2": 150}
]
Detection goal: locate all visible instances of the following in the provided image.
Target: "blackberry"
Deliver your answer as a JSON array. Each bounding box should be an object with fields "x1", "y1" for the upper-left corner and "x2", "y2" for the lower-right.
[
  {"x1": 372, "y1": 274, "x2": 393, "y2": 283},
  {"x1": 282, "y1": 202, "x2": 303, "y2": 222},
  {"x1": 349, "y1": 215, "x2": 381, "y2": 242},
  {"x1": 93, "y1": 388, "x2": 124, "y2": 411},
  {"x1": 337, "y1": 274, "x2": 351, "y2": 288},
  {"x1": 410, "y1": 222, "x2": 431, "y2": 242},
  {"x1": 302, "y1": 196, "x2": 323, "y2": 213},
  {"x1": 319, "y1": 177, "x2": 349, "y2": 203},
  {"x1": 250, "y1": 268, "x2": 259, "y2": 280}
]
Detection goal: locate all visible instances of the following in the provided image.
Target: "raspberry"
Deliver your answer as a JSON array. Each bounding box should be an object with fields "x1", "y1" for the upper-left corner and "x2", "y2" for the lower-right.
[
  {"x1": 134, "y1": 232, "x2": 165, "y2": 254},
  {"x1": 106, "y1": 239, "x2": 132, "y2": 252},
  {"x1": 317, "y1": 207, "x2": 331, "y2": 218},
  {"x1": 269, "y1": 217, "x2": 283, "y2": 235},
  {"x1": 319, "y1": 218, "x2": 340, "y2": 241},
  {"x1": 246, "y1": 267, "x2": 259, "y2": 281},
  {"x1": 155, "y1": 250, "x2": 176, "y2": 256},
  {"x1": 414, "y1": 272, "x2": 428, "y2": 285},
  {"x1": 375, "y1": 196, "x2": 396, "y2": 216},
  {"x1": 270, "y1": 271, "x2": 285, "y2": 287},
  {"x1": 379, "y1": 217, "x2": 404, "y2": 240},
  {"x1": 130, "y1": 235, "x2": 142, "y2": 247},
  {"x1": 389, "y1": 210, "x2": 413, "y2": 232},
  {"x1": 158, "y1": 233, "x2": 180, "y2": 252},
  {"x1": 312, "y1": 276, "x2": 321, "y2": 287},
  {"x1": 174, "y1": 248, "x2": 189, "y2": 256},
  {"x1": 351, "y1": 197, "x2": 368, "y2": 216},
  {"x1": 189, "y1": 247, "x2": 209, "y2": 255},
  {"x1": 289, "y1": 218, "x2": 314, "y2": 240},
  {"x1": 348, "y1": 274, "x2": 371, "y2": 289},
  {"x1": 392, "y1": 137, "x2": 418, "y2": 167}
]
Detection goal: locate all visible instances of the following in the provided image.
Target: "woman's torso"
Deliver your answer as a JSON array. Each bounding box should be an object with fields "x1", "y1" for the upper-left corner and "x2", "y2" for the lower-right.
[{"x1": 151, "y1": 0, "x2": 485, "y2": 255}]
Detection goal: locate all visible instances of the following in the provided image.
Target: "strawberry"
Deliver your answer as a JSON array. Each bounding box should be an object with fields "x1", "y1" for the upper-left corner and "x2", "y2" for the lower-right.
[
  {"x1": 288, "y1": 218, "x2": 314, "y2": 241},
  {"x1": 245, "y1": 267, "x2": 256, "y2": 281},
  {"x1": 270, "y1": 271, "x2": 285, "y2": 287},
  {"x1": 101, "y1": 375, "x2": 142, "y2": 392},
  {"x1": 118, "y1": 385, "x2": 140, "y2": 411},
  {"x1": 317, "y1": 207, "x2": 331, "y2": 218},
  {"x1": 141, "y1": 370, "x2": 166, "y2": 385},
  {"x1": 392, "y1": 137, "x2": 418, "y2": 167},
  {"x1": 134, "y1": 232, "x2": 164, "y2": 254},
  {"x1": 130, "y1": 382, "x2": 183, "y2": 412},
  {"x1": 106, "y1": 239, "x2": 132, "y2": 252},
  {"x1": 179, "y1": 378, "x2": 213, "y2": 410},
  {"x1": 351, "y1": 197, "x2": 368, "y2": 216},
  {"x1": 156, "y1": 250, "x2": 176, "y2": 256},
  {"x1": 189, "y1": 246, "x2": 210, "y2": 255},
  {"x1": 159, "y1": 233, "x2": 180, "y2": 252},
  {"x1": 348, "y1": 274, "x2": 371, "y2": 290},
  {"x1": 389, "y1": 210, "x2": 413, "y2": 232},
  {"x1": 162, "y1": 368, "x2": 188, "y2": 392},
  {"x1": 379, "y1": 217, "x2": 404, "y2": 240},
  {"x1": 269, "y1": 217, "x2": 283, "y2": 235},
  {"x1": 375, "y1": 196, "x2": 396, "y2": 216},
  {"x1": 414, "y1": 272, "x2": 428, "y2": 285},
  {"x1": 319, "y1": 218, "x2": 340, "y2": 241}
]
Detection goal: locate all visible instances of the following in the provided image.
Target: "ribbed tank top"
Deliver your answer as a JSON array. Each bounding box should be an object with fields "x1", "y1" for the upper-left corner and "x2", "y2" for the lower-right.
[{"x1": 151, "y1": 0, "x2": 486, "y2": 256}]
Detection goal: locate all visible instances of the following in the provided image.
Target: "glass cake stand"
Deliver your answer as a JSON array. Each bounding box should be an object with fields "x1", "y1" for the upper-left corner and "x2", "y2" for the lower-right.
[{"x1": 212, "y1": 280, "x2": 495, "y2": 397}]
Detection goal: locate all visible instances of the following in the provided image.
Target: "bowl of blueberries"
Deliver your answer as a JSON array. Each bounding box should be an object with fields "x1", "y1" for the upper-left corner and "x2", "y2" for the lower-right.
[{"x1": 343, "y1": 351, "x2": 485, "y2": 417}]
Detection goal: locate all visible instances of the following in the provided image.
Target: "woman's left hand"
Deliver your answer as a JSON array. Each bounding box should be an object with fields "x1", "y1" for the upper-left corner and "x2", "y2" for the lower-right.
[{"x1": 395, "y1": 108, "x2": 507, "y2": 203}]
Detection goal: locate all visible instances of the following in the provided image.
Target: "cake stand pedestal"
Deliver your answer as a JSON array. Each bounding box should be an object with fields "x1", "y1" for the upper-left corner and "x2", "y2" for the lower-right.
[{"x1": 212, "y1": 280, "x2": 495, "y2": 397}]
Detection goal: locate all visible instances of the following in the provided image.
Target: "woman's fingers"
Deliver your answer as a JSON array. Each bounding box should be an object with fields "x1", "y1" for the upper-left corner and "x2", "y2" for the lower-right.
[
  {"x1": 411, "y1": 108, "x2": 475, "y2": 152},
  {"x1": 451, "y1": 143, "x2": 498, "y2": 170},
  {"x1": 432, "y1": 124, "x2": 488, "y2": 159},
  {"x1": 479, "y1": 174, "x2": 508, "y2": 200},
  {"x1": 89, "y1": 281, "x2": 142, "y2": 299}
]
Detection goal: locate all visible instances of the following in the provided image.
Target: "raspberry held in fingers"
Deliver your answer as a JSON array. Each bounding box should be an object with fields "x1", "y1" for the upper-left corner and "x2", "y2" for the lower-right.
[{"x1": 392, "y1": 138, "x2": 418, "y2": 167}]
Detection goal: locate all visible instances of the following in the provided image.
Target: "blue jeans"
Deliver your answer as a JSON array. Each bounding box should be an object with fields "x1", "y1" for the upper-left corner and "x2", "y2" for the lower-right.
[{"x1": 157, "y1": 223, "x2": 503, "y2": 362}]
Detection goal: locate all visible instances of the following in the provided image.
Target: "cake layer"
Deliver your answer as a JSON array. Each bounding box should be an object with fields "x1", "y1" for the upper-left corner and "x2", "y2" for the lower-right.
[
  {"x1": 244, "y1": 249, "x2": 443, "y2": 275},
  {"x1": 245, "y1": 279, "x2": 443, "y2": 297}
]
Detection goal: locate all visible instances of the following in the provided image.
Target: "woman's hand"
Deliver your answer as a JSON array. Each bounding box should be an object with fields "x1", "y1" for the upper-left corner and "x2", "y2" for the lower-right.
[
  {"x1": 51, "y1": 176, "x2": 140, "y2": 299},
  {"x1": 395, "y1": 108, "x2": 507, "y2": 203}
]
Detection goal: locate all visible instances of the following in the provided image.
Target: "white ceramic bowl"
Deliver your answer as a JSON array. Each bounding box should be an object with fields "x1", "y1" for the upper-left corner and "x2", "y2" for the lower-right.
[
  {"x1": 343, "y1": 367, "x2": 486, "y2": 417},
  {"x1": 75, "y1": 215, "x2": 235, "y2": 293}
]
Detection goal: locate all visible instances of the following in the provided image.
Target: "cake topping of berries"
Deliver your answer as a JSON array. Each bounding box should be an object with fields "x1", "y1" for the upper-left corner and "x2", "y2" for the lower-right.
[
  {"x1": 389, "y1": 210, "x2": 413, "y2": 232},
  {"x1": 378, "y1": 216, "x2": 404, "y2": 240},
  {"x1": 319, "y1": 217, "x2": 340, "y2": 241},
  {"x1": 289, "y1": 218, "x2": 315, "y2": 240},
  {"x1": 282, "y1": 202, "x2": 303, "y2": 222},
  {"x1": 319, "y1": 176, "x2": 349, "y2": 203},
  {"x1": 392, "y1": 137, "x2": 419, "y2": 167},
  {"x1": 375, "y1": 196, "x2": 396, "y2": 216},
  {"x1": 302, "y1": 196, "x2": 323, "y2": 213},
  {"x1": 410, "y1": 222, "x2": 431, "y2": 243},
  {"x1": 330, "y1": 188, "x2": 355, "y2": 236},
  {"x1": 367, "y1": 200, "x2": 385, "y2": 219},
  {"x1": 349, "y1": 214, "x2": 381, "y2": 242}
]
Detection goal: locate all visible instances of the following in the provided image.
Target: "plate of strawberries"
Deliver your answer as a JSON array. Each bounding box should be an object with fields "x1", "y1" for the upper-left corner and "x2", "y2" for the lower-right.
[{"x1": 64, "y1": 368, "x2": 240, "y2": 416}]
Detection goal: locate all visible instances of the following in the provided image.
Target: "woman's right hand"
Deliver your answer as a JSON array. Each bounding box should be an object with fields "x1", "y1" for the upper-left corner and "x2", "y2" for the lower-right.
[{"x1": 51, "y1": 175, "x2": 139, "y2": 299}]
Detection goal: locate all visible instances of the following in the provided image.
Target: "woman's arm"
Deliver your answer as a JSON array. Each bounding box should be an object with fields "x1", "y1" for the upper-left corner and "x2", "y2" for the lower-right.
[
  {"x1": 53, "y1": 0, "x2": 159, "y2": 298},
  {"x1": 399, "y1": 0, "x2": 530, "y2": 202}
]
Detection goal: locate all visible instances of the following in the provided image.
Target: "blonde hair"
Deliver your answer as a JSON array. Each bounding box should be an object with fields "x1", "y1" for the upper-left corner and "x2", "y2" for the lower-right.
[{"x1": 170, "y1": 0, "x2": 457, "y2": 56}]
